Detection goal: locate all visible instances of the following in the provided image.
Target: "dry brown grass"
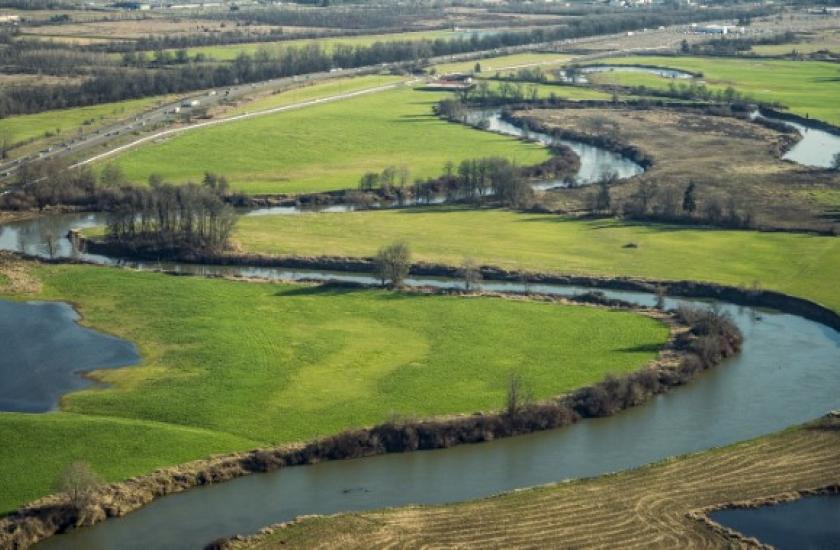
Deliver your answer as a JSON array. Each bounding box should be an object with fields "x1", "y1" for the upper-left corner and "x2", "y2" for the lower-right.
[
  {"x1": 0, "y1": 74, "x2": 88, "y2": 87},
  {"x1": 524, "y1": 107, "x2": 840, "y2": 230},
  {"x1": 0, "y1": 251, "x2": 41, "y2": 294},
  {"x1": 230, "y1": 417, "x2": 840, "y2": 549},
  {"x1": 21, "y1": 18, "x2": 291, "y2": 41}
]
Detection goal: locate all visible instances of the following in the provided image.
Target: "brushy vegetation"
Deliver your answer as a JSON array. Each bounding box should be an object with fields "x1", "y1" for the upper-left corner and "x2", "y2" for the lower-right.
[
  {"x1": 0, "y1": 264, "x2": 668, "y2": 513},
  {"x1": 107, "y1": 87, "x2": 550, "y2": 194},
  {"x1": 232, "y1": 208, "x2": 840, "y2": 313}
]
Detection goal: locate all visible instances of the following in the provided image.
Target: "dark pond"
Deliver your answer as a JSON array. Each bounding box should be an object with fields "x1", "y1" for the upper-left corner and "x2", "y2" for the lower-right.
[
  {"x1": 0, "y1": 300, "x2": 139, "y2": 413},
  {"x1": 711, "y1": 494, "x2": 840, "y2": 549}
]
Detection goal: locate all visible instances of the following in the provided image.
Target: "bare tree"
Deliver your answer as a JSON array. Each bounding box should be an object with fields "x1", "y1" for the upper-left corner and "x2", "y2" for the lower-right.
[
  {"x1": 655, "y1": 285, "x2": 667, "y2": 310},
  {"x1": 375, "y1": 241, "x2": 411, "y2": 288},
  {"x1": 459, "y1": 257, "x2": 483, "y2": 291},
  {"x1": 505, "y1": 373, "x2": 531, "y2": 417},
  {"x1": 44, "y1": 230, "x2": 57, "y2": 259},
  {"x1": 55, "y1": 461, "x2": 103, "y2": 512},
  {"x1": 0, "y1": 128, "x2": 13, "y2": 160}
]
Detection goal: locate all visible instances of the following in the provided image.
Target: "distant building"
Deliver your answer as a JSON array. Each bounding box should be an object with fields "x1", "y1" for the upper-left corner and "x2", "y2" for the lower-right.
[
  {"x1": 692, "y1": 24, "x2": 745, "y2": 35},
  {"x1": 423, "y1": 73, "x2": 475, "y2": 91}
]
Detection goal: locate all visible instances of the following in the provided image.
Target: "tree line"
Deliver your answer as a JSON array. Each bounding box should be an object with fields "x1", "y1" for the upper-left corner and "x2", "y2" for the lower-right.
[
  {"x1": 590, "y1": 178, "x2": 757, "y2": 229},
  {"x1": 354, "y1": 156, "x2": 546, "y2": 210},
  {"x1": 0, "y1": 4, "x2": 768, "y2": 116}
]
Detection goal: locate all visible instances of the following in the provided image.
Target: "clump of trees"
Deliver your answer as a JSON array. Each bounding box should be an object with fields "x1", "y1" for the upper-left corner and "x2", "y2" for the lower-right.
[
  {"x1": 375, "y1": 241, "x2": 411, "y2": 288},
  {"x1": 357, "y1": 156, "x2": 540, "y2": 209},
  {"x1": 587, "y1": 178, "x2": 756, "y2": 229},
  {"x1": 104, "y1": 176, "x2": 236, "y2": 256}
]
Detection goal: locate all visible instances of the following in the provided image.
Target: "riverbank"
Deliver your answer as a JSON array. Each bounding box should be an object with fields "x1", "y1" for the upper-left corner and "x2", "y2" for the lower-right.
[
  {"x1": 0, "y1": 258, "x2": 679, "y2": 543},
  {"x1": 76, "y1": 233, "x2": 840, "y2": 336},
  {"x1": 0, "y1": 265, "x2": 739, "y2": 548},
  {"x1": 218, "y1": 413, "x2": 840, "y2": 549}
]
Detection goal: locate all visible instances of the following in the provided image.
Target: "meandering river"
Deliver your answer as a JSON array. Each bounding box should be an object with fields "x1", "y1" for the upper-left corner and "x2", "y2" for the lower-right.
[
  {"x1": 1, "y1": 213, "x2": 838, "y2": 549},
  {"x1": 3, "y1": 95, "x2": 839, "y2": 548}
]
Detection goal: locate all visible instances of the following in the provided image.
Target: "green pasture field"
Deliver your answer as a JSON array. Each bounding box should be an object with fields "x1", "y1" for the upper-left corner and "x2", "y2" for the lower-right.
[
  {"x1": 591, "y1": 56, "x2": 840, "y2": 125},
  {"x1": 478, "y1": 78, "x2": 612, "y2": 101},
  {"x1": 107, "y1": 87, "x2": 551, "y2": 194},
  {"x1": 0, "y1": 264, "x2": 667, "y2": 512},
  {"x1": 227, "y1": 73, "x2": 405, "y2": 115},
  {"x1": 233, "y1": 207, "x2": 840, "y2": 313}
]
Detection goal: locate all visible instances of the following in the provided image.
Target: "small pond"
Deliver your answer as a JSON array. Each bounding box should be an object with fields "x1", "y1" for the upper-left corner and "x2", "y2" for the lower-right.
[
  {"x1": 0, "y1": 300, "x2": 139, "y2": 413},
  {"x1": 711, "y1": 494, "x2": 840, "y2": 549}
]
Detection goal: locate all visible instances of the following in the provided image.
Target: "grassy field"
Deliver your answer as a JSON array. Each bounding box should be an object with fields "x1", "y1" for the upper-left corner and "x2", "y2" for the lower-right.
[
  {"x1": 0, "y1": 263, "x2": 667, "y2": 513},
  {"x1": 179, "y1": 30, "x2": 461, "y2": 61},
  {"x1": 594, "y1": 56, "x2": 840, "y2": 125},
  {"x1": 478, "y1": 78, "x2": 612, "y2": 101},
  {"x1": 226, "y1": 74, "x2": 405, "y2": 115},
  {"x1": 238, "y1": 417, "x2": 840, "y2": 548},
  {"x1": 109, "y1": 87, "x2": 550, "y2": 194},
  {"x1": 752, "y1": 29, "x2": 840, "y2": 56},
  {"x1": 0, "y1": 96, "x2": 169, "y2": 151},
  {"x1": 233, "y1": 207, "x2": 840, "y2": 313}
]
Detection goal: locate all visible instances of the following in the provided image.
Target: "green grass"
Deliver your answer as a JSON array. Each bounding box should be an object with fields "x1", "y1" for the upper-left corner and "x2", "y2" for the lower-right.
[
  {"x1": 233, "y1": 207, "x2": 840, "y2": 313},
  {"x1": 0, "y1": 264, "x2": 666, "y2": 513},
  {"x1": 0, "y1": 96, "x2": 168, "y2": 150},
  {"x1": 479, "y1": 78, "x2": 612, "y2": 101},
  {"x1": 1, "y1": 412, "x2": 257, "y2": 515},
  {"x1": 227, "y1": 74, "x2": 405, "y2": 115},
  {"x1": 176, "y1": 30, "x2": 463, "y2": 62},
  {"x1": 595, "y1": 56, "x2": 840, "y2": 125},
  {"x1": 109, "y1": 87, "x2": 550, "y2": 194}
]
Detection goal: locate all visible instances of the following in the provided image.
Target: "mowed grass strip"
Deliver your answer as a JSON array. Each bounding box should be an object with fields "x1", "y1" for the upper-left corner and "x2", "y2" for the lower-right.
[
  {"x1": 594, "y1": 56, "x2": 840, "y2": 125},
  {"x1": 233, "y1": 207, "x2": 840, "y2": 312},
  {"x1": 0, "y1": 263, "x2": 667, "y2": 512},
  {"x1": 109, "y1": 87, "x2": 550, "y2": 194}
]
